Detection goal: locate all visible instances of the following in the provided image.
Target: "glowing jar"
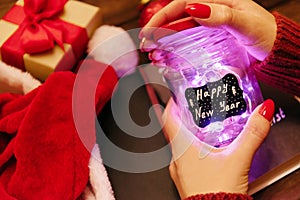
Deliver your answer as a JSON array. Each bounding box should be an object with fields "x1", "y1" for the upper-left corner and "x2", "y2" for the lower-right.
[{"x1": 151, "y1": 18, "x2": 263, "y2": 147}]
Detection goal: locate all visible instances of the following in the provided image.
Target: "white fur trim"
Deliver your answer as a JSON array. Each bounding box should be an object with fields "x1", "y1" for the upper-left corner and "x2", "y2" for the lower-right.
[
  {"x1": 83, "y1": 144, "x2": 115, "y2": 200},
  {"x1": 88, "y1": 25, "x2": 138, "y2": 78},
  {"x1": 0, "y1": 61, "x2": 41, "y2": 94}
]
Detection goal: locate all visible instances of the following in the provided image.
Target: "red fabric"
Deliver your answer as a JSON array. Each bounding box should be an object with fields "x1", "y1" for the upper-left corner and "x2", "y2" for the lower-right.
[
  {"x1": 138, "y1": 0, "x2": 173, "y2": 27},
  {"x1": 0, "y1": 63, "x2": 118, "y2": 199},
  {"x1": 184, "y1": 192, "x2": 252, "y2": 200},
  {"x1": 253, "y1": 12, "x2": 300, "y2": 96},
  {"x1": 1, "y1": 1, "x2": 89, "y2": 70}
]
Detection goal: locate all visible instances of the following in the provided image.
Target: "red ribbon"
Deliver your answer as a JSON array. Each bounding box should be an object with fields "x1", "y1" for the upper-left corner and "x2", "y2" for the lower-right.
[{"x1": 1, "y1": 0, "x2": 89, "y2": 70}]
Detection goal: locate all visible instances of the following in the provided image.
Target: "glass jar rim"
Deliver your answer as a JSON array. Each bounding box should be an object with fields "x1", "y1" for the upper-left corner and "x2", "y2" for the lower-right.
[{"x1": 153, "y1": 17, "x2": 199, "y2": 41}]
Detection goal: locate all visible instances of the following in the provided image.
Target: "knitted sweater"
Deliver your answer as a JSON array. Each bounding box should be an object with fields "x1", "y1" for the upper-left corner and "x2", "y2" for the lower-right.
[
  {"x1": 184, "y1": 192, "x2": 252, "y2": 200},
  {"x1": 253, "y1": 12, "x2": 300, "y2": 96},
  {"x1": 184, "y1": 12, "x2": 299, "y2": 200}
]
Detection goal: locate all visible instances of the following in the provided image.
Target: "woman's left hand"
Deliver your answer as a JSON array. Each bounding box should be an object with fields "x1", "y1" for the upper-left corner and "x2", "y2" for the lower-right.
[{"x1": 162, "y1": 98, "x2": 274, "y2": 199}]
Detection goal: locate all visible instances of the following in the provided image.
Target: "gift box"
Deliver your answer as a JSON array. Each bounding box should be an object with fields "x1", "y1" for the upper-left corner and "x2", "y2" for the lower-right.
[{"x1": 0, "y1": 0, "x2": 102, "y2": 81}]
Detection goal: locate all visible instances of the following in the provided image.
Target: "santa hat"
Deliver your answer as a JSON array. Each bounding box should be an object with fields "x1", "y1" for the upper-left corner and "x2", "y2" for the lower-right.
[{"x1": 0, "y1": 63, "x2": 118, "y2": 199}]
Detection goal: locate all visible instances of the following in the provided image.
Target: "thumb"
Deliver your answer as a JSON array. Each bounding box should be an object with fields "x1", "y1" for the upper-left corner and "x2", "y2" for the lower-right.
[
  {"x1": 233, "y1": 99, "x2": 275, "y2": 156},
  {"x1": 162, "y1": 98, "x2": 183, "y2": 142},
  {"x1": 184, "y1": 2, "x2": 276, "y2": 60},
  {"x1": 185, "y1": 3, "x2": 238, "y2": 27},
  {"x1": 184, "y1": 3, "x2": 256, "y2": 37},
  {"x1": 162, "y1": 98, "x2": 196, "y2": 157}
]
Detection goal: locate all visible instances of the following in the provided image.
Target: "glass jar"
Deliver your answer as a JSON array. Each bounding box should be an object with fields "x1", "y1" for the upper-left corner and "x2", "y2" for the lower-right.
[{"x1": 150, "y1": 21, "x2": 263, "y2": 147}]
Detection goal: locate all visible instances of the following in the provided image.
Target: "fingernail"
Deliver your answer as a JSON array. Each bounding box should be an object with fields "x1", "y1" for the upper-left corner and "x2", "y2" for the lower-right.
[
  {"x1": 149, "y1": 49, "x2": 165, "y2": 61},
  {"x1": 140, "y1": 38, "x2": 158, "y2": 52},
  {"x1": 138, "y1": 30, "x2": 144, "y2": 39},
  {"x1": 258, "y1": 99, "x2": 275, "y2": 121},
  {"x1": 185, "y1": 3, "x2": 211, "y2": 19}
]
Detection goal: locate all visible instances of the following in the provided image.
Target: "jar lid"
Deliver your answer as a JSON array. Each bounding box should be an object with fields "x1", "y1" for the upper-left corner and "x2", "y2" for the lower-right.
[{"x1": 153, "y1": 17, "x2": 199, "y2": 41}]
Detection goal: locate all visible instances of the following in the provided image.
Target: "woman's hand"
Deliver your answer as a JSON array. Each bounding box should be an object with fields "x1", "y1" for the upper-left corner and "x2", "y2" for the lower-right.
[
  {"x1": 140, "y1": 0, "x2": 277, "y2": 61},
  {"x1": 162, "y1": 98, "x2": 274, "y2": 199}
]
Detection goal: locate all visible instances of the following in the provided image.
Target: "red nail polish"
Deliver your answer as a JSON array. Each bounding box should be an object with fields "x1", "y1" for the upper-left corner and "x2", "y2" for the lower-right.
[
  {"x1": 258, "y1": 99, "x2": 275, "y2": 121},
  {"x1": 185, "y1": 3, "x2": 211, "y2": 19},
  {"x1": 139, "y1": 31, "x2": 144, "y2": 39}
]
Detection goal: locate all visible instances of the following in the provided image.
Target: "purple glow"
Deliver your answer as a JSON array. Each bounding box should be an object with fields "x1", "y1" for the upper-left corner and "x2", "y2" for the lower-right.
[
  {"x1": 154, "y1": 26, "x2": 263, "y2": 147},
  {"x1": 241, "y1": 113, "x2": 248, "y2": 119}
]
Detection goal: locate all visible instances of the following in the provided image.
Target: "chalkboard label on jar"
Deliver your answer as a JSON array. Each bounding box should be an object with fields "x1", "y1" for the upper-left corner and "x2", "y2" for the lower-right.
[{"x1": 185, "y1": 73, "x2": 247, "y2": 128}]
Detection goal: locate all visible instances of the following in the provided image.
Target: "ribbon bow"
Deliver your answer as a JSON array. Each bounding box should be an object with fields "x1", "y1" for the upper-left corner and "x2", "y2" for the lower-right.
[{"x1": 20, "y1": 0, "x2": 68, "y2": 54}]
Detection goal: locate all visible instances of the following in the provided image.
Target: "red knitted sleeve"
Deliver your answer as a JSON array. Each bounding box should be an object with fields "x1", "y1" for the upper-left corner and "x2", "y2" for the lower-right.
[
  {"x1": 184, "y1": 192, "x2": 252, "y2": 200},
  {"x1": 252, "y1": 12, "x2": 300, "y2": 96}
]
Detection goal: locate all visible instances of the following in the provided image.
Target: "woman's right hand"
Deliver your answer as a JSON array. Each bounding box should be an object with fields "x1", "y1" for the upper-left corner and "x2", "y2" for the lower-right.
[{"x1": 140, "y1": 0, "x2": 277, "y2": 61}]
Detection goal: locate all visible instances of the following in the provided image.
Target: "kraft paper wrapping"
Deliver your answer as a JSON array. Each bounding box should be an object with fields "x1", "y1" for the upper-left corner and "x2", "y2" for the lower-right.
[{"x1": 0, "y1": 0, "x2": 102, "y2": 81}]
